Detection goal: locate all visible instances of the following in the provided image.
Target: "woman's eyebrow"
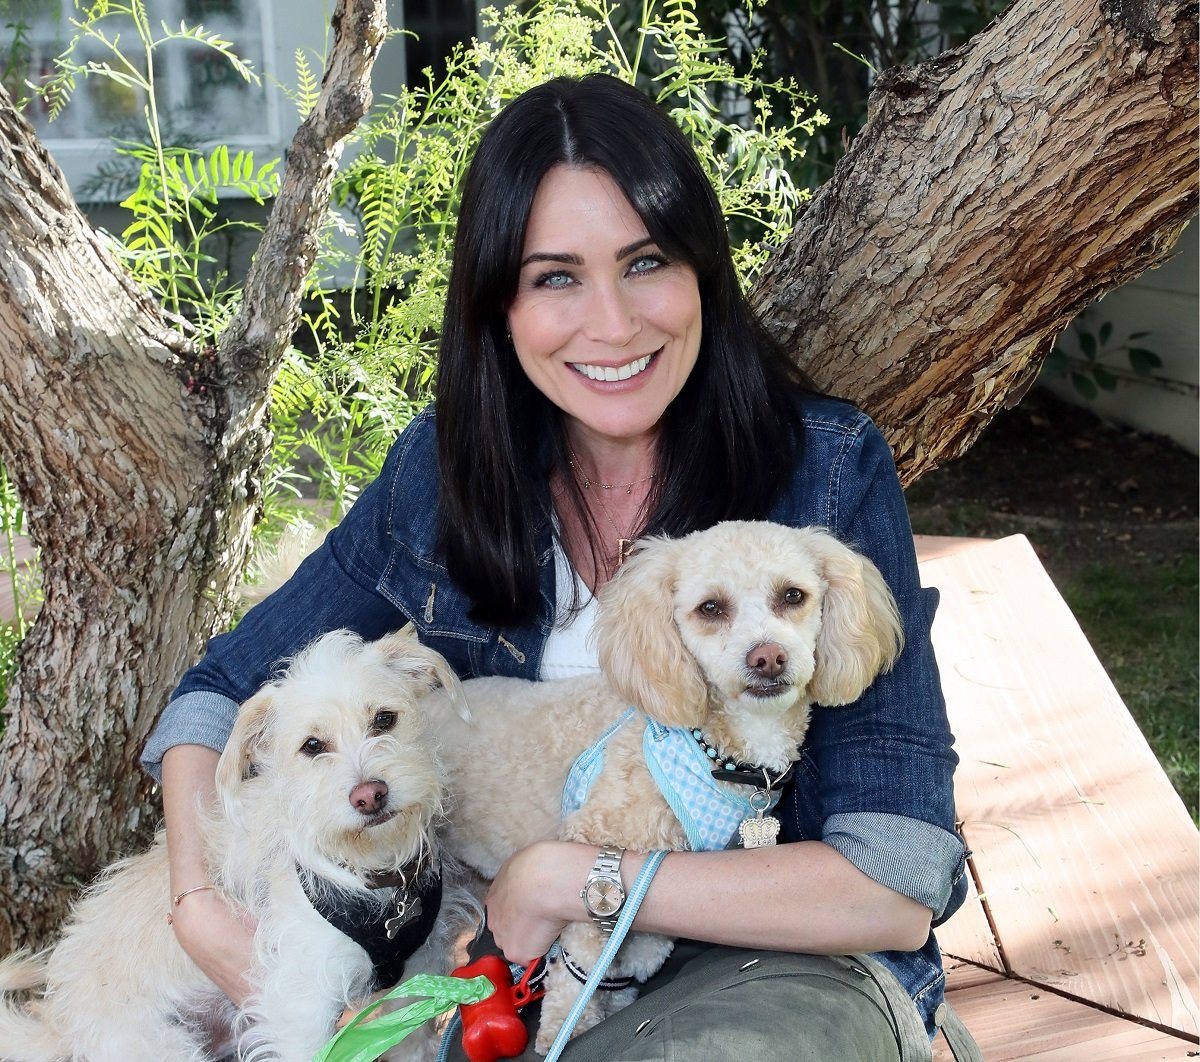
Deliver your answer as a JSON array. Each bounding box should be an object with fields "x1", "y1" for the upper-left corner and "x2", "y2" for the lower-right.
[
  {"x1": 520, "y1": 251, "x2": 583, "y2": 267},
  {"x1": 519, "y1": 237, "x2": 656, "y2": 269},
  {"x1": 616, "y1": 236, "x2": 655, "y2": 259}
]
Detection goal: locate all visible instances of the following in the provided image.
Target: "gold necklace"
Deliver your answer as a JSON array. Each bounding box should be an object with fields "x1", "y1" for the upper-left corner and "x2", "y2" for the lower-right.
[
  {"x1": 568, "y1": 453, "x2": 657, "y2": 495},
  {"x1": 569, "y1": 452, "x2": 656, "y2": 565}
]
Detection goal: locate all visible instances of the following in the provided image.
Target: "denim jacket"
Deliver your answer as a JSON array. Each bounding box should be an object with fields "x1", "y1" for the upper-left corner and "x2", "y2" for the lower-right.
[{"x1": 143, "y1": 393, "x2": 968, "y2": 1036}]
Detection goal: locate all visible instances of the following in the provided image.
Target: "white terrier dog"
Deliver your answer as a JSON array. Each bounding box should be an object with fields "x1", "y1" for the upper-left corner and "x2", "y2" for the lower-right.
[
  {"x1": 430, "y1": 521, "x2": 905, "y2": 1052},
  {"x1": 0, "y1": 628, "x2": 467, "y2": 1062}
]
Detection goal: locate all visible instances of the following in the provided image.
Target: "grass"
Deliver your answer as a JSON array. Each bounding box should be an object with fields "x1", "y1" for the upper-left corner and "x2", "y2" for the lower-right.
[{"x1": 1063, "y1": 552, "x2": 1199, "y2": 820}]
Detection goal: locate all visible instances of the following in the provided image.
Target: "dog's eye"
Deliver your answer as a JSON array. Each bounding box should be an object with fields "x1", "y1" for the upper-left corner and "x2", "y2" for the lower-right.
[
  {"x1": 300, "y1": 737, "x2": 327, "y2": 757},
  {"x1": 371, "y1": 710, "x2": 397, "y2": 734},
  {"x1": 698, "y1": 600, "x2": 724, "y2": 618},
  {"x1": 782, "y1": 587, "x2": 806, "y2": 606}
]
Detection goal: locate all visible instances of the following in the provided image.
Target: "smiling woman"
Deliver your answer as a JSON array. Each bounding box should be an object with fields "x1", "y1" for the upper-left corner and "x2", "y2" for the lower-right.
[
  {"x1": 435, "y1": 76, "x2": 813, "y2": 616},
  {"x1": 144, "y1": 73, "x2": 979, "y2": 1062},
  {"x1": 506, "y1": 165, "x2": 703, "y2": 584}
]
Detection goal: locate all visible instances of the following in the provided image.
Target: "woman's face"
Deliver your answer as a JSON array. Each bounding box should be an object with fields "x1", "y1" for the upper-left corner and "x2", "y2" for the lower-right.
[{"x1": 506, "y1": 165, "x2": 702, "y2": 452}]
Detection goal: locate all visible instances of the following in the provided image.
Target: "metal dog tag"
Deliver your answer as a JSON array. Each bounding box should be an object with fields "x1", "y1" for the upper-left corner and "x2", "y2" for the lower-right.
[
  {"x1": 739, "y1": 790, "x2": 780, "y2": 849},
  {"x1": 384, "y1": 892, "x2": 421, "y2": 939}
]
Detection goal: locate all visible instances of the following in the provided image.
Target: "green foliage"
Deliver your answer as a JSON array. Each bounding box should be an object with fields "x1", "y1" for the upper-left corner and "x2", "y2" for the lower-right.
[
  {"x1": 0, "y1": 464, "x2": 38, "y2": 646},
  {"x1": 0, "y1": 4, "x2": 33, "y2": 110},
  {"x1": 693, "y1": 0, "x2": 1010, "y2": 183},
  {"x1": 114, "y1": 141, "x2": 280, "y2": 327},
  {"x1": 0, "y1": 462, "x2": 41, "y2": 723},
  {"x1": 38, "y1": 0, "x2": 258, "y2": 125},
  {"x1": 1042, "y1": 309, "x2": 1163, "y2": 401},
  {"x1": 29, "y1": 1, "x2": 276, "y2": 335}
]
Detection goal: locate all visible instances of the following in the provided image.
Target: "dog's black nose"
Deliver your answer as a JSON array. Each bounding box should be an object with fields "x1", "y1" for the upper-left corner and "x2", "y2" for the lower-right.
[
  {"x1": 350, "y1": 780, "x2": 389, "y2": 816},
  {"x1": 747, "y1": 642, "x2": 788, "y2": 678}
]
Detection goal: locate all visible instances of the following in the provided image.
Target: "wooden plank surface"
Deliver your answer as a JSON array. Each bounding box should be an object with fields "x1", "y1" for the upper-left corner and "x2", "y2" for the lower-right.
[
  {"x1": 936, "y1": 849, "x2": 1004, "y2": 974},
  {"x1": 918, "y1": 535, "x2": 1199, "y2": 1039},
  {"x1": 935, "y1": 965, "x2": 1199, "y2": 1060}
]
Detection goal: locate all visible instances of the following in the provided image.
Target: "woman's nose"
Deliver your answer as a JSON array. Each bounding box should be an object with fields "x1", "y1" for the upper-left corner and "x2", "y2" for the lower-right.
[{"x1": 583, "y1": 281, "x2": 640, "y2": 346}]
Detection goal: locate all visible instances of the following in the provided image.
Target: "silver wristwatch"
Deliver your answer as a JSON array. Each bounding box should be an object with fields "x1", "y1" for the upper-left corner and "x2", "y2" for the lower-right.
[{"x1": 580, "y1": 847, "x2": 626, "y2": 933}]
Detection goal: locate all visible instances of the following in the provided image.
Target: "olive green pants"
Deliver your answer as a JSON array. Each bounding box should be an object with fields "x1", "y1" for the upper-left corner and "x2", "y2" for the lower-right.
[{"x1": 442, "y1": 940, "x2": 982, "y2": 1061}]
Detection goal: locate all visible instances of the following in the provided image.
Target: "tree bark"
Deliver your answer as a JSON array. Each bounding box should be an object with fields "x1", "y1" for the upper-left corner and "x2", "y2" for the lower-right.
[
  {"x1": 0, "y1": 0, "x2": 387, "y2": 952},
  {"x1": 752, "y1": 0, "x2": 1198, "y2": 483}
]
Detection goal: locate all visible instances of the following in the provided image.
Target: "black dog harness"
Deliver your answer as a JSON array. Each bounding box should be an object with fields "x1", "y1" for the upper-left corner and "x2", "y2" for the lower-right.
[{"x1": 298, "y1": 860, "x2": 442, "y2": 991}]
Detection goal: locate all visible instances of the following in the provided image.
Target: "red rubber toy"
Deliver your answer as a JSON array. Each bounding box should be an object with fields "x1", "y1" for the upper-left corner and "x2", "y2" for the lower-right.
[{"x1": 452, "y1": 954, "x2": 545, "y2": 1062}]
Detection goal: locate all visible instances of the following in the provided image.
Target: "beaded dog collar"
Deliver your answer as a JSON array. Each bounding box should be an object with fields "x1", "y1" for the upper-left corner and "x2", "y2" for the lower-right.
[{"x1": 690, "y1": 727, "x2": 796, "y2": 789}]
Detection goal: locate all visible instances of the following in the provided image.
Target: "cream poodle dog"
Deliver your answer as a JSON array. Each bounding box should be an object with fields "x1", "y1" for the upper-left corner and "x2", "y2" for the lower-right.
[
  {"x1": 0, "y1": 629, "x2": 467, "y2": 1062},
  {"x1": 431, "y1": 520, "x2": 905, "y2": 1052}
]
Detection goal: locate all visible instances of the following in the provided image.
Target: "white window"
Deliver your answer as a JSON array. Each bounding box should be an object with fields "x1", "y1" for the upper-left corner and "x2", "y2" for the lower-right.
[
  {"x1": 3, "y1": 0, "x2": 284, "y2": 186},
  {"x1": 1, "y1": 0, "x2": 485, "y2": 196}
]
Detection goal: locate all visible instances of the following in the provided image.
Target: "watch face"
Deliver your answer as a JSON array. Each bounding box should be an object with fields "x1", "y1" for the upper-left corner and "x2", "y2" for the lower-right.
[{"x1": 584, "y1": 878, "x2": 623, "y2": 917}]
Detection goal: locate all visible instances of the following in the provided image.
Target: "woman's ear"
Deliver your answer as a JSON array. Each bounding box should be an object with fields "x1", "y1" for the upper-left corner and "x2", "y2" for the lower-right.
[
  {"x1": 215, "y1": 688, "x2": 276, "y2": 814},
  {"x1": 594, "y1": 536, "x2": 709, "y2": 729},
  {"x1": 805, "y1": 530, "x2": 905, "y2": 707}
]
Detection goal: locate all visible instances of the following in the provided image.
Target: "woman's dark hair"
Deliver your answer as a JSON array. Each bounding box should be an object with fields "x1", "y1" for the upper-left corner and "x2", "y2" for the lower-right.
[{"x1": 436, "y1": 73, "x2": 813, "y2": 626}]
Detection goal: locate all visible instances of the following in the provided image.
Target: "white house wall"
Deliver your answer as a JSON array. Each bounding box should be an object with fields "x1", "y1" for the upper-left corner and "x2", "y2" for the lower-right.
[{"x1": 1045, "y1": 221, "x2": 1198, "y2": 455}]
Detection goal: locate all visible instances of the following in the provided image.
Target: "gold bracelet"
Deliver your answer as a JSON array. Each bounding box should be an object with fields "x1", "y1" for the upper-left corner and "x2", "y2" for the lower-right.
[{"x1": 166, "y1": 883, "x2": 214, "y2": 925}]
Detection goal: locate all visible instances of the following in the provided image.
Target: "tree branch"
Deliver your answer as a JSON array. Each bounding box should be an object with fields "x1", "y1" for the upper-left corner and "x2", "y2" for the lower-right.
[
  {"x1": 752, "y1": 0, "x2": 1198, "y2": 483},
  {"x1": 218, "y1": 0, "x2": 387, "y2": 418}
]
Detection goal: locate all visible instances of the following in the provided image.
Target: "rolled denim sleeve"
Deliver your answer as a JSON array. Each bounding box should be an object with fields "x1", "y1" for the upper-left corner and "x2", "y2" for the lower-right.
[
  {"x1": 141, "y1": 690, "x2": 240, "y2": 781},
  {"x1": 139, "y1": 420, "x2": 423, "y2": 780},
  {"x1": 823, "y1": 812, "x2": 964, "y2": 920},
  {"x1": 777, "y1": 407, "x2": 966, "y2": 923}
]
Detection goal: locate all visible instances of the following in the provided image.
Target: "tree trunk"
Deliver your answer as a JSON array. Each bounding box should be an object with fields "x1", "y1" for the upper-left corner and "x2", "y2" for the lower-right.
[
  {"x1": 0, "y1": 0, "x2": 387, "y2": 952},
  {"x1": 753, "y1": 0, "x2": 1198, "y2": 483}
]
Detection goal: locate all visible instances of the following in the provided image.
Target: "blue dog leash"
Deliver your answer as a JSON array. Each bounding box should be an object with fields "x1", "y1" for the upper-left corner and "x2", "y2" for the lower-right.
[{"x1": 543, "y1": 849, "x2": 668, "y2": 1062}]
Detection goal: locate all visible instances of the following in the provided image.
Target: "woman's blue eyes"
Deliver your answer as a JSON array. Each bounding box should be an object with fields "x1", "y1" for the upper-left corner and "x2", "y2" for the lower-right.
[
  {"x1": 629, "y1": 254, "x2": 665, "y2": 274},
  {"x1": 531, "y1": 255, "x2": 667, "y2": 289}
]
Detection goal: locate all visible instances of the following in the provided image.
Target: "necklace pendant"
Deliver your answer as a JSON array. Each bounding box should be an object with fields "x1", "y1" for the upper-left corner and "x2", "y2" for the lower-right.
[{"x1": 616, "y1": 538, "x2": 634, "y2": 565}]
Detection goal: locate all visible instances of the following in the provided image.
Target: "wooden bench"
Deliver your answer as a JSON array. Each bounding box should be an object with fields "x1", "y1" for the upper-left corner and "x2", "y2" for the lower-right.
[{"x1": 917, "y1": 535, "x2": 1199, "y2": 1060}]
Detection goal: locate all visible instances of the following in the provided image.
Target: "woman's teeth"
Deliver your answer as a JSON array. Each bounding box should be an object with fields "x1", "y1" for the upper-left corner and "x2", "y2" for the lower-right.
[{"x1": 571, "y1": 353, "x2": 653, "y2": 382}]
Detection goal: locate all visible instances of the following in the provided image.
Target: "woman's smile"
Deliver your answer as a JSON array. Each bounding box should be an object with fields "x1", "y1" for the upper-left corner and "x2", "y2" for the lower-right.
[{"x1": 569, "y1": 351, "x2": 656, "y2": 383}]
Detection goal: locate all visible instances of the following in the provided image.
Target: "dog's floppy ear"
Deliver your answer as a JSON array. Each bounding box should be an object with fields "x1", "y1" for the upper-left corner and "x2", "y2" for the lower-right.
[
  {"x1": 804, "y1": 530, "x2": 904, "y2": 706},
  {"x1": 375, "y1": 629, "x2": 470, "y2": 722},
  {"x1": 594, "y1": 535, "x2": 709, "y2": 729},
  {"x1": 216, "y1": 687, "x2": 276, "y2": 808}
]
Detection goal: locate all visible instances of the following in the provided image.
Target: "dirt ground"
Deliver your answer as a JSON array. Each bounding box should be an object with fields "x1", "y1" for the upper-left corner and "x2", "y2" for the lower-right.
[{"x1": 904, "y1": 387, "x2": 1198, "y2": 583}]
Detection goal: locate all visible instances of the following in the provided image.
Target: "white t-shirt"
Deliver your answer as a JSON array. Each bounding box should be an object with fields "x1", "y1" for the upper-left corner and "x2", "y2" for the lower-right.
[{"x1": 540, "y1": 537, "x2": 602, "y2": 681}]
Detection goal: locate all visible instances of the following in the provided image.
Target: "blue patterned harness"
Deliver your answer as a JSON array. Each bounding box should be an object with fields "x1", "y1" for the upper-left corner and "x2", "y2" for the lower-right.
[{"x1": 560, "y1": 708, "x2": 784, "y2": 851}]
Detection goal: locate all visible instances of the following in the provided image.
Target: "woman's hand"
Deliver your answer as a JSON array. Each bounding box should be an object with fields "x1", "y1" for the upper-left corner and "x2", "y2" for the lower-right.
[
  {"x1": 484, "y1": 841, "x2": 596, "y2": 966},
  {"x1": 168, "y1": 887, "x2": 257, "y2": 1007},
  {"x1": 161, "y1": 743, "x2": 257, "y2": 1007}
]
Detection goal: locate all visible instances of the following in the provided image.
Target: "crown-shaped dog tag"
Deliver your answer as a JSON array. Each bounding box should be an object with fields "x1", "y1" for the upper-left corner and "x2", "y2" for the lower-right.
[
  {"x1": 739, "y1": 789, "x2": 780, "y2": 848},
  {"x1": 739, "y1": 809, "x2": 780, "y2": 849}
]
